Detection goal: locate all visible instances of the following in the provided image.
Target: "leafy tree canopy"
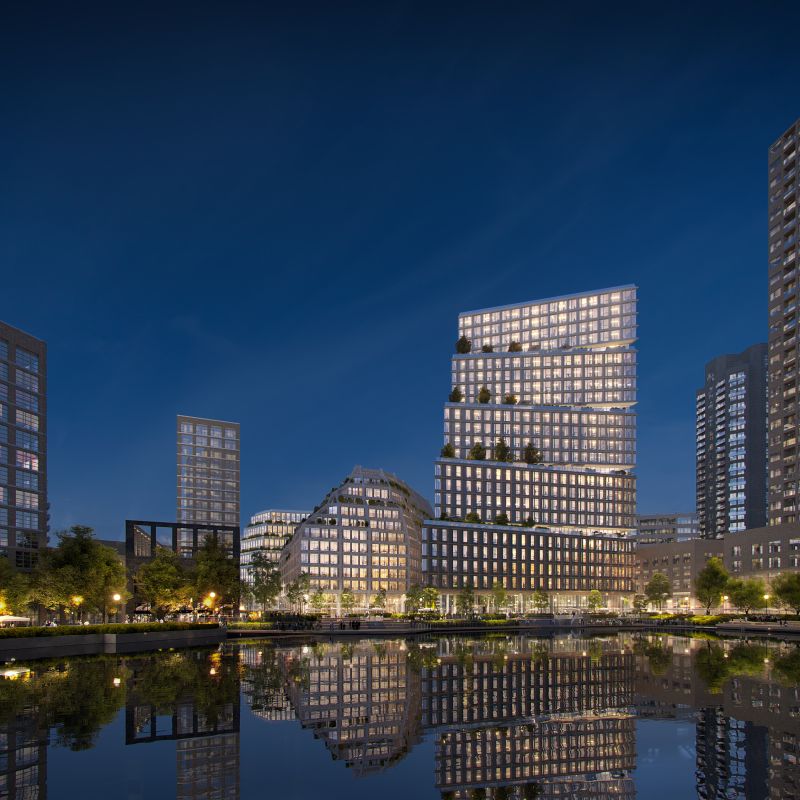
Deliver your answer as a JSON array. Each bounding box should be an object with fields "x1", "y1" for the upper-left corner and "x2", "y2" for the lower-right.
[{"x1": 694, "y1": 557, "x2": 729, "y2": 614}]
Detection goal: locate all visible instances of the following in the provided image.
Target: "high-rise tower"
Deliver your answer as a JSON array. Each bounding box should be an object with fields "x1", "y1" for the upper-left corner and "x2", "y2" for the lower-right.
[
  {"x1": 768, "y1": 118, "x2": 800, "y2": 525},
  {"x1": 177, "y1": 416, "x2": 240, "y2": 528},
  {"x1": 696, "y1": 344, "x2": 768, "y2": 537},
  {"x1": 0, "y1": 322, "x2": 48, "y2": 571},
  {"x1": 422, "y1": 286, "x2": 637, "y2": 611}
]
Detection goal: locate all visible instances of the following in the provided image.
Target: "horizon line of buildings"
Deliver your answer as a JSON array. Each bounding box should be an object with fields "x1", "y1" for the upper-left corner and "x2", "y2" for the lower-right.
[{"x1": 4, "y1": 116, "x2": 800, "y2": 614}]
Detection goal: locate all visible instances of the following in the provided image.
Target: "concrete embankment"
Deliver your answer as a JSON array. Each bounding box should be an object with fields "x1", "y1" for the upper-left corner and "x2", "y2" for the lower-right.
[
  {"x1": 226, "y1": 618, "x2": 800, "y2": 641},
  {"x1": 0, "y1": 627, "x2": 225, "y2": 661}
]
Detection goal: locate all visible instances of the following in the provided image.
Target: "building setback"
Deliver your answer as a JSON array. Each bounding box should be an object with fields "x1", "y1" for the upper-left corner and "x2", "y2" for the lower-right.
[
  {"x1": 423, "y1": 285, "x2": 637, "y2": 610},
  {"x1": 177, "y1": 415, "x2": 240, "y2": 528},
  {"x1": 0, "y1": 322, "x2": 48, "y2": 571},
  {"x1": 695, "y1": 344, "x2": 767, "y2": 537},
  {"x1": 279, "y1": 466, "x2": 431, "y2": 611},
  {"x1": 768, "y1": 117, "x2": 800, "y2": 525},
  {"x1": 240, "y1": 509, "x2": 308, "y2": 599}
]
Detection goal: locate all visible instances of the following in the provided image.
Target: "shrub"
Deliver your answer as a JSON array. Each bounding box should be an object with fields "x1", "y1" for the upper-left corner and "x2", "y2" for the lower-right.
[
  {"x1": 0, "y1": 622, "x2": 217, "y2": 639},
  {"x1": 502, "y1": 394, "x2": 517, "y2": 405},
  {"x1": 456, "y1": 335, "x2": 472, "y2": 354},
  {"x1": 465, "y1": 511, "x2": 481, "y2": 523},
  {"x1": 508, "y1": 341, "x2": 522, "y2": 352},
  {"x1": 481, "y1": 344, "x2": 494, "y2": 353},
  {"x1": 440, "y1": 442, "x2": 456, "y2": 458},
  {"x1": 494, "y1": 512, "x2": 509, "y2": 525},
  {"x1": 477, "y1": 386, "x2": 491, "y2": 404}
]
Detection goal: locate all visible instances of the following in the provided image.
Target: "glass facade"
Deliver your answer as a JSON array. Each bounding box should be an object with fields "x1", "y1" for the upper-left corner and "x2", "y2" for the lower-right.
[
  {"x1": 695, "y1": 345, "x2": 767, "y2": 537},
  {"x1": 0, "y1": 322, "x2": 47, "y2": 570},
  {"x1": 424, "y1": 286, "x2": 638, "y2": 607},
  {"x1": 240, "y1": 509, "x2": 309, "y2": 598},
  {"x1": 177, "y1": 416, "x2": 240, "y2": 527}
]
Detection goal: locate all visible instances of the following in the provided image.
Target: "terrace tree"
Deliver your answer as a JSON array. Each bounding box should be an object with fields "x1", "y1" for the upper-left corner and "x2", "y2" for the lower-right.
[
  {"x1": 469, "y1": 442, "x2": 487, "y2": 460},
  {"x1": 522, "y1": 442, "x2": 543, "y2": 464},
  {"x1": 448, "y1": 386, "x2": 463, "y2": 402},
  {"x1": 477, "y1": 386, "x2": 491, "y2": 404},
  {"x1": 493, "y1": 438, "x2": 512, "y2": 462},
  {"x1": 455, "y1": 335, "x2": 471, "y2": 354},
  {"x1": 440, "y1": 442, "x2": 456, "y2": 458}
]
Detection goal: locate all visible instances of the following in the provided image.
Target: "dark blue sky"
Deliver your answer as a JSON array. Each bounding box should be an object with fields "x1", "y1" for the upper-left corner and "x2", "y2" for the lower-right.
[{"x1": 3, "y1": 1, "x2": 800, "y2": 538}]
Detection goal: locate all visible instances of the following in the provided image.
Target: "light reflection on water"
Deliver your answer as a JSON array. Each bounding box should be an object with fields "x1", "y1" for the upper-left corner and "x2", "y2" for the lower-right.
[{"x1": 0, "y1": 633, "x2": 798, "y2": 799}]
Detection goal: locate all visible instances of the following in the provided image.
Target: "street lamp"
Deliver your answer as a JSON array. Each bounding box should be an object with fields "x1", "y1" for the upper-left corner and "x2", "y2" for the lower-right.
[
  {"x1": 111, "y1": 593, "x2": 122, "y2": 623},
  {"x1": 722, "y1": 595, "x2": 729, "y2": 613},
  {"x1": 71, "y1": 595, "x2": 83, "y2": 623},
  {"x1": 763, "y1": 593, "x2": 770, "y2": 615}
]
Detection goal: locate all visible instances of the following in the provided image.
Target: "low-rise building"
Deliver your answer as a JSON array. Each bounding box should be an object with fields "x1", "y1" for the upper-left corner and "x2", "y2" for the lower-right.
[
  {"x1": 635, "y1": 538, "x2": 724, "y2": 610},
  {"x1": 279, "y1": 466, "x2": 431, "y2": 612},
  {"x1": 634, "y1": 512, "x2": 699, "y2": 544},
  {"x1": 723, "y1": 522, "x2": 800, "y2": 583},
  {"x1": 124, "y1": 519, "x2": 240, "y2": 615},
  {"x1": 240, "y1": 509, "x2": 308, "y2": 603}
]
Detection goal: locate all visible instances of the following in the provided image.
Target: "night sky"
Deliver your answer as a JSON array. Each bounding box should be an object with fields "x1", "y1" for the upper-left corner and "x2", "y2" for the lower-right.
[{"x1": 3, "y1": 2, "x2": 800, "y2": 538}]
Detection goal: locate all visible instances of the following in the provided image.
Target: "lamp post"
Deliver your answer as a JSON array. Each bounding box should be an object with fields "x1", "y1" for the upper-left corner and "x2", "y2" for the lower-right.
[
  {"x1": 71, "y1": 595, "x2": 84, "y2": 624},
  {"x1": 763, "y1": 593, "x2": 770, "y2": 616},
  {"x1": 204, "y1": 591, "x2": 217, "y2": 619},
  {"x1": 112, "y1": 593, "x2": 122, "y2": 623},
  {"x1": 722, "y1": 594, "x2": 729, "y2": 613}
]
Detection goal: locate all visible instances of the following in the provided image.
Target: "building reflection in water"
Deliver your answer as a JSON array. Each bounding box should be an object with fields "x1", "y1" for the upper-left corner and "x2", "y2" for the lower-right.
[
  {"x1": 272, "y1": 640, "x2": 423, "y2": 774},
  {"x1": 0, "y1": 701, "x2": 47, "y2": 799},
  {"x1": 125, "y1": 649, "x2": 241, "y2": 800},
  {"x1": 633, "y1": 635, "x2": 800, "y2": 800},
  {"x1": 0, "y1": 634, "x2": 798, "y2": 799}
]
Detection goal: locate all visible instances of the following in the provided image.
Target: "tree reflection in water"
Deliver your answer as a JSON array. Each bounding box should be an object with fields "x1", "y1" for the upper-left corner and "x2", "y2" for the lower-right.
[
  {"x1": 0, "y1": 634, "x2": 797, "y2": 800},
  {"x1": 0, "y1": 646, "x2": 241, "y2": 751}
]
